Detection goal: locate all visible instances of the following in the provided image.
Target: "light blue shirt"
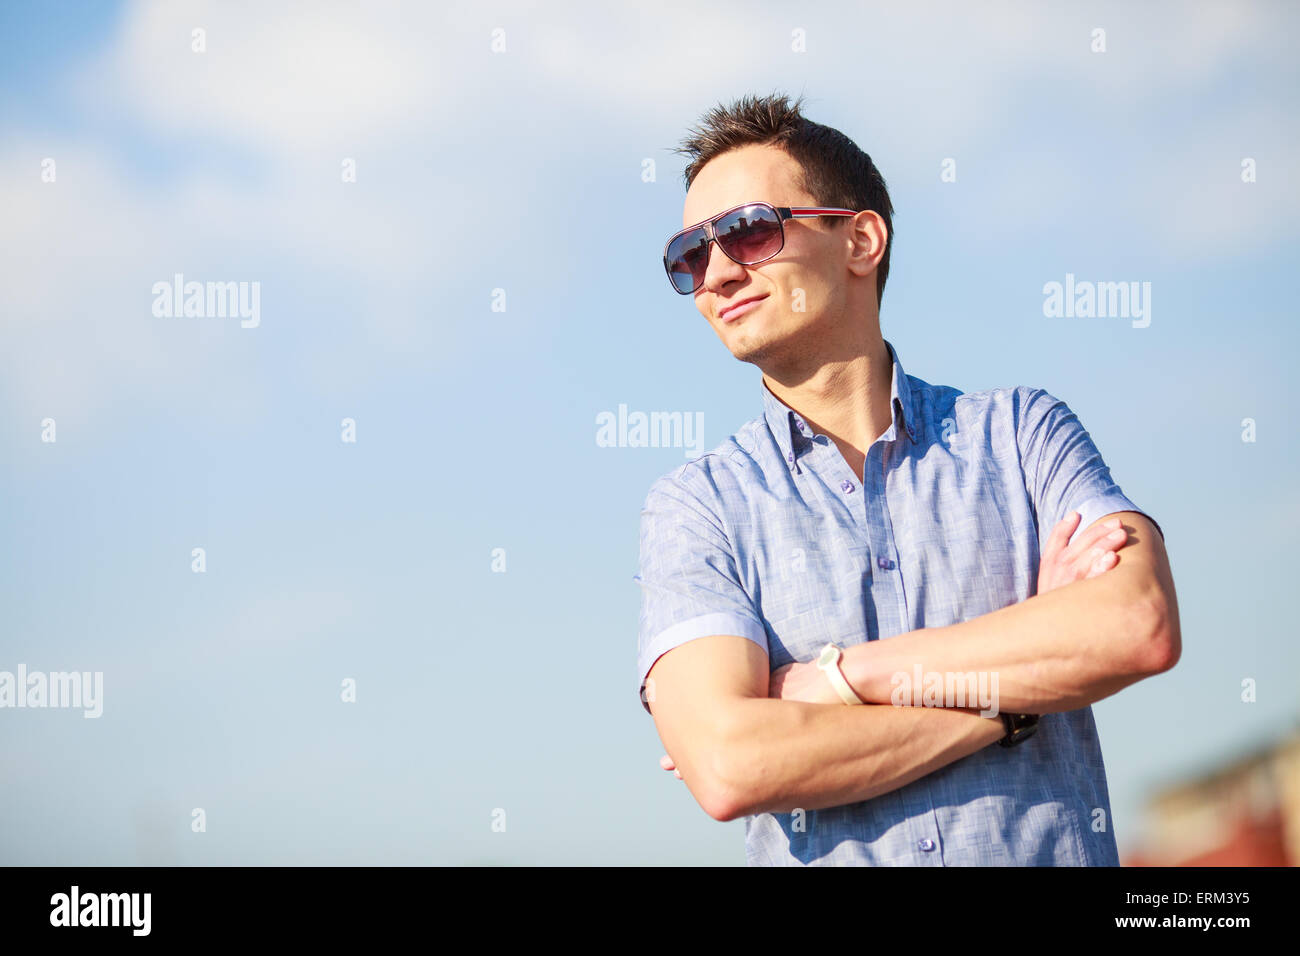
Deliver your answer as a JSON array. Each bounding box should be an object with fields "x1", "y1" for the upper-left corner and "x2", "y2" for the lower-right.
[{"x1": 634, "y1": 340, "x2": 1161, "y2": 865}]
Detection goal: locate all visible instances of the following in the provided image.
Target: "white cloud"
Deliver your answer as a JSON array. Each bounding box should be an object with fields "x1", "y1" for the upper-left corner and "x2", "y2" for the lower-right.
[
  {"x1": 2, "y1": 0, "x2": 1294, "y2": 437},
  {"x1": 73, "y1": 0, "x2": 460, "y2": 157}
]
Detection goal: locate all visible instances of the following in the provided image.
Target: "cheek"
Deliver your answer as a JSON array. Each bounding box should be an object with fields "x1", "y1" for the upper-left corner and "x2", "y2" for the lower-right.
[
  {"x1": 807, "y1": 280, "x2": 848, "y2": 316},
  {"x1": 772, "y1": 266, "x2": 830, "y2": 310}
]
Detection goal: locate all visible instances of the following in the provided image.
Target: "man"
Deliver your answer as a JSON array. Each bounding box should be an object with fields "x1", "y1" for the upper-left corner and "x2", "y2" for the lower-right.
[{"x1": 634, "y1": 93, "x2": 1180, "y2": 866}]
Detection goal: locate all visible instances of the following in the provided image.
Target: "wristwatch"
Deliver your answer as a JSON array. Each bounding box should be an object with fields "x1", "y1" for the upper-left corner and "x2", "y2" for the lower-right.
[
  {"x1": 998, "y1": 712, "x2": 1039, "y2": 748},
  {"x1": 816, "y1": 643, "x2": 865, "y2": 705}
]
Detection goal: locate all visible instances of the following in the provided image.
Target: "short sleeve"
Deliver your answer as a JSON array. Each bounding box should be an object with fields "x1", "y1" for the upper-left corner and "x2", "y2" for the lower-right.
[
  {"x1": 1016, "y1": 386, "x2": 1163, "y2": 554},
  {"x1": 633, "y1": 474, "x2": 768, "y2": 715}
]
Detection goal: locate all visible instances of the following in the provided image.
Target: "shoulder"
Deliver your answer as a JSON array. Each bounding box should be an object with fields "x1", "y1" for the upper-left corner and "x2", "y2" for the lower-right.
[
  {"x1": 638, "y1": 414, "x2": 770, "y2": 515},
  {"x1": 903, "y1": 372, "x2": 1024, "y2": 429},
  {"x1": 942, "y1": 383, "x2": 1069, "y2": 429},
  {"x1": 900, "y1": 371, "x2": 1034, "y2": 419},
  {"x1": 943, "y1": 383, "x2": 1061, "y2": 415},
  {"x1": 908, "y1": 376, "x2": 1073, "y2": 453}
]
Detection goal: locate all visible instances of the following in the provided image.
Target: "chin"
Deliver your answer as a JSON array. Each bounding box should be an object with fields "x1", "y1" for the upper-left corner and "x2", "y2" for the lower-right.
[{"x1": 727, "y1": 334, "x2": 777, "y2": 366}]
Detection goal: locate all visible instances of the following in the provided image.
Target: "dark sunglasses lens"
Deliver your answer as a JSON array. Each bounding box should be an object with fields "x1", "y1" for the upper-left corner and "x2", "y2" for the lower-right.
[
  {"x1": 716, "y1": 204, "x2": 782, "y2": 263},
  {"x1": 666, "y1": 229, "x2": 710, "y2": 294}
]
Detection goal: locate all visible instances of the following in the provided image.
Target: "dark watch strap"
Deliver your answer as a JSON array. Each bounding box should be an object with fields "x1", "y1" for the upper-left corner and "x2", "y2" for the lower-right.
[{"x1": 998, "y1": 713, "x2": 1039, "y2": 748}]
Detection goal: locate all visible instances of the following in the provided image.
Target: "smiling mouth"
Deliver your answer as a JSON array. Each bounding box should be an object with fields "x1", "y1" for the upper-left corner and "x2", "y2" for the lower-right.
[{"x1": 720, "y1": 296, "x2": 768, "y2": 322}]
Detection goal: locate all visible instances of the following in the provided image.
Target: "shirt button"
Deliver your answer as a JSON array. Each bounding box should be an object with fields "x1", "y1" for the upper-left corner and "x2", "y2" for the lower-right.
[
  {"x1": 877, "y1": 556, "x2": 895, "y2": 571},
  {"x1": 786, "y1": 451, "x2": 794, "y2": 463},
  {"x1": 918, "y1": 839, "x2": 935, "y2": 852},
  {"x1": 840, "y1": 480, "x2": 855, "y2": 494}
]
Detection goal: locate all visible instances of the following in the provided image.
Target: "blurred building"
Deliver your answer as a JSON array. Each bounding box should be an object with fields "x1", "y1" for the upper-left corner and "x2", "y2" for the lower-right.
[{"x1": 1123, "y1": 726, "x2": 1300, "y2": 866}]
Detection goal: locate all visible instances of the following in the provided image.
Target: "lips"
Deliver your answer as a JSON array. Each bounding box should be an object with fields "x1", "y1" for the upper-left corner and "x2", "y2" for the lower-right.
[{"x1": 719, "y1": 295, "x2": 768, "y2": 322}]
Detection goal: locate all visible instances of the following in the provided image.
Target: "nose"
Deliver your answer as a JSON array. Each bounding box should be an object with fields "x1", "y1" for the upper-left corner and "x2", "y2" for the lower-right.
[{"x1": 699, "y1": 232, "x2": 746, "y2": 295}]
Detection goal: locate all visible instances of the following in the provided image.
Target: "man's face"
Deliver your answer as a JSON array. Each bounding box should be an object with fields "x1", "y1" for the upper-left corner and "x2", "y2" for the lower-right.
[{"x1": 680, "y1": 143, "x2": 850, "y2": 369}]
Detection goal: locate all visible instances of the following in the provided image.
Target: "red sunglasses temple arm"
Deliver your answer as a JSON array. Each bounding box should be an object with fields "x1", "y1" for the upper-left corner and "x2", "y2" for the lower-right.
[{"x1": 782, "y1": 206, "x2": 861, "y2": 218}]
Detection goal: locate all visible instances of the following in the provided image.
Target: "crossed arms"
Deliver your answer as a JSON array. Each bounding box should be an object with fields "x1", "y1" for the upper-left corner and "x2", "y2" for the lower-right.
[{"x1": 645, "y1": 510, "x2": 1180, "y2": 822}]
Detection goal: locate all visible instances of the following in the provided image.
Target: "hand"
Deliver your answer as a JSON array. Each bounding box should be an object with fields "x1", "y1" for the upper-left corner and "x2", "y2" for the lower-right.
[
  {"x1": 1038, "y1": 511, "x2": 1127, "y2": 596},
  {"x1": 767, "y1": 658, "x2": 844, "y2": 704}
]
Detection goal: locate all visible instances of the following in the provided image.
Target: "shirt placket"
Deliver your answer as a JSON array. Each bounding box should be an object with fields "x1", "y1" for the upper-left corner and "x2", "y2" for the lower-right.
[
  {"x1": 798, "y1": 410, "x2": 945, "y2": 864},
  {"x1": 877, "y1": 424, "x2": 945, "y2": 865}
]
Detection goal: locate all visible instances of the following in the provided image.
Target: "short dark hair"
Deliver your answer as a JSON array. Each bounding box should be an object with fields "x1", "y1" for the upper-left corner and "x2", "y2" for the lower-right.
[{"x1": 673, "y1": 92, "x2": 895, "y2": 308}]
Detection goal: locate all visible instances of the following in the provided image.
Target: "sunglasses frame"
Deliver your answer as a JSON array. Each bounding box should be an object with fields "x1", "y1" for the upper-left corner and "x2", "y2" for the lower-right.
[{"x1": 663, "y1": 201, "x2": 862, "y2": 295}]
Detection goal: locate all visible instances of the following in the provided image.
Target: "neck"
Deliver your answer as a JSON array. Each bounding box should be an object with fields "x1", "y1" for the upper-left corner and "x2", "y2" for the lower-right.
[{"x1": 762, "y1": 329, "x2": 894, "y2": 463}]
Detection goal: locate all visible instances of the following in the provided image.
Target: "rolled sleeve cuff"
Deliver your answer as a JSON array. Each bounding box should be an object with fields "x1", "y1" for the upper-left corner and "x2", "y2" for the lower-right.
[
  {"x1": 1065, "y1": 493, "x2": 1163, "y2": 547},
  {"x1": 637, "y1": 612, "x2": 769, "y2": 715}
]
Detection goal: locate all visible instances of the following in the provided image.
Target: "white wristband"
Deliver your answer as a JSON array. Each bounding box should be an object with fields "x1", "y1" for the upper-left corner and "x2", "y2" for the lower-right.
[{"x1": 816, "y1": 643, "x2": 865, "y2": 705}]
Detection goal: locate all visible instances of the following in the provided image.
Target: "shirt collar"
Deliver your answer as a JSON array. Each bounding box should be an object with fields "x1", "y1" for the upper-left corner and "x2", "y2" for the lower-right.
[{"x1": 761, "y1": 339, "x2": 919, "y2": 471}]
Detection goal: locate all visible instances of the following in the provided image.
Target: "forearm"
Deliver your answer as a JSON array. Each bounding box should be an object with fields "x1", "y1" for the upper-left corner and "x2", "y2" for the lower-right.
[
  {"x1": 841, "y1": 570, "x2": 1171, "y2": 715},
  {"x1": 709, "y1": 699, "x2": 1003, "y2": 820}
]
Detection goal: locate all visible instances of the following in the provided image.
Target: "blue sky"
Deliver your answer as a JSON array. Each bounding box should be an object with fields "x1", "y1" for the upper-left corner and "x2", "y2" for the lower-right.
[{"x1": 1, "y1": 0, "x2": 1296, "y2": 864}]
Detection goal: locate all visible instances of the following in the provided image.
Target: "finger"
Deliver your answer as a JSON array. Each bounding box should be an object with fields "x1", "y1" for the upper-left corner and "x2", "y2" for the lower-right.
[
  {"x1": 1075, "y1": 543, "x2": 1120, "y2": 579},
  {"x1": 1062, "y1": 518, "x2": 1127, "y2": 566},
  {"x1": 675, "y1": 769, "x2": 683, "y2": 780},
  {"x1": 660, "y1": 754, "x2": 675, "y2": 771},
  {"x1": 1066, "y1": 515, "x2": 1122, "y2": 554},
  {"x1": 1043, "y1": 511, "x2": 1082, "y2": 559},
  {"x1": 1071, "y1": 539, "x2": 1123, "y2": 580},
  {"x1": 1087, "y1": 550, "x2": 1118, "y2": 576}
]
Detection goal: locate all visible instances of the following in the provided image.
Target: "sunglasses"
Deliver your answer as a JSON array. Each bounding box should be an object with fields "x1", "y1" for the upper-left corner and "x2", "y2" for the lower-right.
[{"x1": 662, "y1": 201, "x2": 861, "y2": 295}]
